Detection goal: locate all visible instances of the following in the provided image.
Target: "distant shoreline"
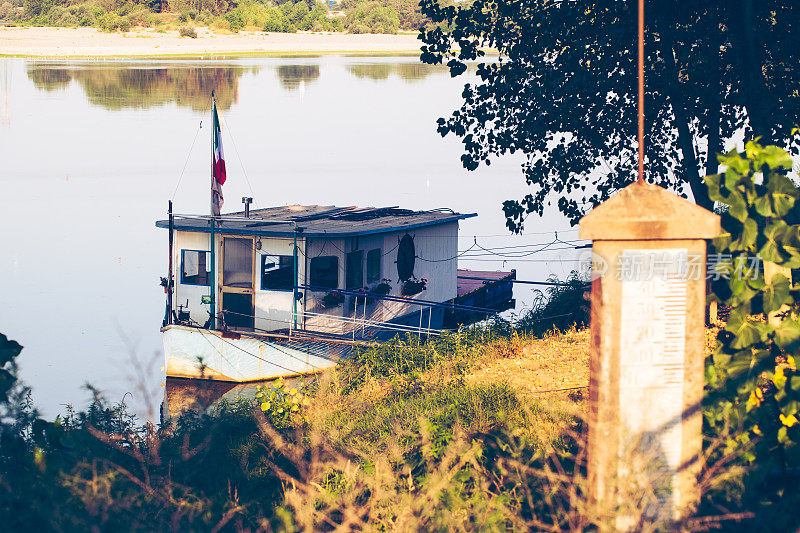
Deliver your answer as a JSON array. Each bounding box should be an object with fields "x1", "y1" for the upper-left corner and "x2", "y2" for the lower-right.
[{"x1": 0, "y1": 26, "x2": 426, "y2": 58}]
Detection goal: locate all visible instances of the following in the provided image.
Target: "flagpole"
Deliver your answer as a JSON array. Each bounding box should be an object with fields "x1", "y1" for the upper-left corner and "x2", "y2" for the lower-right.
[{"x1": 209, "y1": 91, "x2": 217, "y2": 330}]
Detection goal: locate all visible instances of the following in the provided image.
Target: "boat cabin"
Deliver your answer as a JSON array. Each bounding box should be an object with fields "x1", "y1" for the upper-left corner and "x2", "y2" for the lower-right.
[{"x1": 157, "y1": 205, "x2": 478, "y2": 339}]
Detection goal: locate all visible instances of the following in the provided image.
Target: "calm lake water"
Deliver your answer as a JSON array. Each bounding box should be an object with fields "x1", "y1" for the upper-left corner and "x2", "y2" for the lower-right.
[{"x1": 0, "y1": 56, "x2": 583, "y2": 417}]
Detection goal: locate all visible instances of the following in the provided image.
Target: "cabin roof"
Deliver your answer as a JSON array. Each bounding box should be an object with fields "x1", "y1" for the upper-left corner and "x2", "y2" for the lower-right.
[{"x1": 156, "y1": 205, "x2": 477, "y2": 238}]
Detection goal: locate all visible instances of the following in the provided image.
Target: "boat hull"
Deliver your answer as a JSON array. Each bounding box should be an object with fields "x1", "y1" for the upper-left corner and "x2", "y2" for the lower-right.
[{"x1": 162, "y1": 325, "x2": 340, "y2": 382}]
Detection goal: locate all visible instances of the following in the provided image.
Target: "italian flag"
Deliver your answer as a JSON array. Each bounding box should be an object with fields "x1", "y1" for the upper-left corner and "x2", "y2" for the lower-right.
[{"x1": 211, "y1": 99, "x2": 226, "y2": 216}]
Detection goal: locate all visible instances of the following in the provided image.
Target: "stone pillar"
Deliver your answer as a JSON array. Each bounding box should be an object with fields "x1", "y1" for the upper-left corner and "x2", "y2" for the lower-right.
[{"x1": 579, "y1": 182, "x2": 720, "y2": 526}]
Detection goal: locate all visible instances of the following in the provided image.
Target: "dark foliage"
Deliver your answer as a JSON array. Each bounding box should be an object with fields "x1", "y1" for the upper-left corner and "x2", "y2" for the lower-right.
[
  {"x1": 418, "y1": 0, "x2": 800, "y2": 229},
  {"x1": 0, "y1": 335, "x2": 295, "y2": 531},
  {"x1": 515, "y1": 271, "x2": 590, "y2": 337}
]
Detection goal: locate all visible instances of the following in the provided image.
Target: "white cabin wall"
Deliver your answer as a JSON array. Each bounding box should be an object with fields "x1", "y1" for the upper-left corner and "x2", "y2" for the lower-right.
[
  {"x1": 302, "y1": 223, "x2": 458, "y2": 331},
  {"x1": 376, "y1": 222, "x2": 459, "y2": 322},
  {"x1": 253, "y1": 236, "x2": 305, "y2": 332},
  {"x1": 406, "y1": 221, "x2": 459, "y2": 302},
  {"x1": 172, "y1": 230, "x2": 214, "y2": 326}
]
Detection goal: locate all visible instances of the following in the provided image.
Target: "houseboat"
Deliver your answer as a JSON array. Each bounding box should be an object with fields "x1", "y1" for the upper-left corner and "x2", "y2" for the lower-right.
[
  {"x1": 156, "y1": 94, "x2": 513, "y2": 383},
  {"x1": 157, "y1": 203, "x2": 518, "y2": 382}
]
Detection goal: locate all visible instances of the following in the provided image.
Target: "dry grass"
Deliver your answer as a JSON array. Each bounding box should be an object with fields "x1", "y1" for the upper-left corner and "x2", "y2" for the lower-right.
[
  {"x1": 464, "y1": 328, "x2": 590, "y2": 397},
  {"x1": 254, "y1": 325, "x2": 754, "y2": 532}
]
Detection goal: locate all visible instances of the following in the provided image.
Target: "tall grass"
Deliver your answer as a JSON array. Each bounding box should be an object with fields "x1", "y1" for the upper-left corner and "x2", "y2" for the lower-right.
[{"x1": 0, "y1": 325, "x2": 788, "y2": 531}]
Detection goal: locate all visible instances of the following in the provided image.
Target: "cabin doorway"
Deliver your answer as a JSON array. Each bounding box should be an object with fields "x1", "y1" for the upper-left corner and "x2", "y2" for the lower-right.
[{"x1": 221, "y1": 236, "x2": 255, "y2": 330}]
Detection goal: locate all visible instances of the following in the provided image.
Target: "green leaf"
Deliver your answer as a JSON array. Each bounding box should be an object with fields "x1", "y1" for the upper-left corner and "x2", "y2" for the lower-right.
[
  {"x1": 754, "y1": 194, "x2": 775, "y2": 217},
  {"x1": 774, "y1": 319, "x2": 800, "y2": 352},
  {"x1": 719, "y1": 149, "x2": 751, "y2": 176},
  {"x1": 704, "y1": 173, "x2": 725, "y2": 203},
  {"x1": 727, "y1": 190, "x2": 749, "y2": 222},
  {"x1": 729, "y1": 271, "x2": 759, "y2": 304},
  {"x1": 766, "y1": 173, "x2": 799, "y2": 216},
  {"x1": 779, "y1": 225, "x2": 800, "y2": 264},
  {"x1": 744, "y1": 140, "x2": 762, "y2": 161},
  {"x1": 725, "y1": 349, "x2": 758, "y2": 377},
  {"x1": 763, "y1": 274, "x2": 791, "y2": 314},
  {"x1": 713, "y1": 350, "x2": 732, "y2": 368},
  {"x1": 790, "y1": 374, "x2": 800, "y2": 392},
  {"x1": 759, "y1": 240, "x2": 783, "y2": 263},
  {"x1": 746, "y1": 274, "x2": 766, "y2": 291},
  {"x1": 758, "y1": 145, "x2": 794, "y2": 171},
  {"x1": 781, "y1": 400, "x2": 800, "y2": 418},
  {"x1": 711, "y1": 232, "x2": 733, "y2": 253},
  {"x1": 731, "y1": 218, "x2": 758, "y2": 251},
  {"x1": 764, "y1": 219, "x2": 789, "y2": 241},
  {"x1": 725, "y1": 306, "x2": 765, "y2": 350}
]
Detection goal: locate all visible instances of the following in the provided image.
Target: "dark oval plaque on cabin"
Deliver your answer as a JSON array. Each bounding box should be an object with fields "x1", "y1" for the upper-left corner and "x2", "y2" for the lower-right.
[{"x1": 396, "y1": 234, "x2": 415, "y2": 281}]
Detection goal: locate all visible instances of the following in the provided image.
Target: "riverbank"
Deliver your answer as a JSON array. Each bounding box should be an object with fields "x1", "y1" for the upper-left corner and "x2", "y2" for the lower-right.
[{"x1": 0, "y1": 26, "x2": 424, "y2": 58}]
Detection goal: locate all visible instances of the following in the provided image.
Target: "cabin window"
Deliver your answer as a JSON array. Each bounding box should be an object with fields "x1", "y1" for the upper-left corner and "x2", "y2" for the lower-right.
[
  {"x1": 222, "y1": 237, "x2": 253, "y2": 289},
  {"x1": 261, "y1": 255, "x2": 294, "y2": 291},
  {"x1": 366, "y1": 249, "x2": 381, "y2": 283},
  {"x1": 310, "y1": 256, "x2": 338, "y2": 289},
  {"x1": 346, "y1": 251, "x2": 364, "y2": 290},
  {"x1": 181, "y1": 250, "x2": 211, "y2": 286}
]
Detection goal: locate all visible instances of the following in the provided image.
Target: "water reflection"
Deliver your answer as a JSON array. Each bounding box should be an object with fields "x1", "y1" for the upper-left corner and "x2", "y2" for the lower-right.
[
  {"x1": 349, "y1": 63, "x2": 392, "y2": 81},
  {"x1": 25, "y1": 63, "x2": 259, "y2": 111},
  {"x1": 348, "y1": 62, "x2": 447, "y2": 81},
  {"x1": 275, "y1": 64, "x2": 320, "y2": 91},
  {"x1": 27, "y1": 67, "x2": 71, "y2": 92},
  {"x1": 163, "y1": 377, "x2": 305, "y2": 419},
  {"x1": 25, "y1": 61, "x2": 450, "y2": 110},
  {"x1": 163, "y1": 378, "x2": 242, "y2": 418}
]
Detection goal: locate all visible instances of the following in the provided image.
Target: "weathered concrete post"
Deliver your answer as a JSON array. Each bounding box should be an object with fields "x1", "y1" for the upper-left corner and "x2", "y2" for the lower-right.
[{"x1": 579, "y1": 181, "x2": 720, "y2": 526}]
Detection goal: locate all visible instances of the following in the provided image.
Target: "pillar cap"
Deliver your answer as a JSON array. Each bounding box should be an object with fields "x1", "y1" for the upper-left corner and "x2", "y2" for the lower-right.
[{"x1": 579, "y1": 181, "x2": 721, "y2": 241}]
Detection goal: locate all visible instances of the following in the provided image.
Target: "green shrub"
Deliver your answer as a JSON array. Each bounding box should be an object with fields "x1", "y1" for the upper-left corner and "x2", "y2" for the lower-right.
[
  {"x1": 349, "y1": 21, "x2": 368, "y2": 33},
  {"x1": 98, "y1": 12, "x2": 129, "y2": 32},
  {"x1": 211, "y1": 15, "x2": 229, "y2": 30},
  {"x1": 262, "y1": 13, "x2": 283, "y2": 32},
  {"x1": 114, "y1": 1, "x2": 132, "y2": 16},
  {"x1": 97, "y1": 12, "x2": 113, "y2": 31},
  {"x1": 178, "y1": 24, "x2": 196, "y2": 37},
  {"x1": 702, "y1": 139, "x2": 800, "y2": 529},
  {"x1": 288, "y1": 0, "x2": 308, "y2": 25},
  {"x1": 225, "y1": 7, "x2": 245, "y2": 32},
  {"x1": 344, "y1": 1, "x2": 399, "y2": 34},
  {"x1": 23, "y1": 0, "x2": 56, "y2": 18},
  {"x1": 127, "y1": 7, "x2": 151, "y2": 27},
  {"x1": 45, "y1": 5, "x2": 65, "y2": 24}
]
